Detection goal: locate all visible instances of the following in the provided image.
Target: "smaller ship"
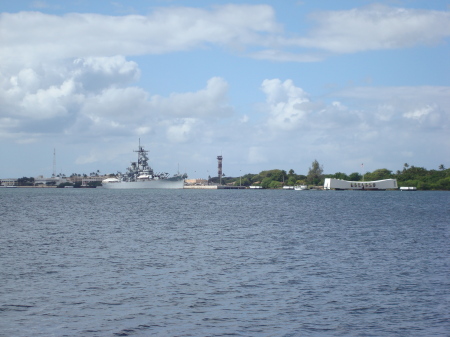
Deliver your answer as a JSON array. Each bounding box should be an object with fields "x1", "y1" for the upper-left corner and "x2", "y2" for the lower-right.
[
  {"x1": 102, "y1": 140, "x2": 187, "y2": 189},
  {"x1": 294, "y1": 185, "x2": 308, "y2": 190}
]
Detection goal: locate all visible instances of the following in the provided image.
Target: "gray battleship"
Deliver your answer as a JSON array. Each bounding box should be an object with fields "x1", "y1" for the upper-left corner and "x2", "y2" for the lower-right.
[{"x1": 102, "y1": 141, "x2": 186, "y2": 189}]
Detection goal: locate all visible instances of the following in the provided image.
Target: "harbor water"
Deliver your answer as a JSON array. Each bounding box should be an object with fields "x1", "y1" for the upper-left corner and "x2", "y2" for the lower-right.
[{"x1": 1, "y1": 188, "x2": 449, "y2": 336}]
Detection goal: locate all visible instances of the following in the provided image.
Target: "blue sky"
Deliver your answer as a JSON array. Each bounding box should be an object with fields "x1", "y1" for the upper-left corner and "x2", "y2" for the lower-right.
[{"x1": 1, "y1": 0, "x2": 449, "y2": 179}]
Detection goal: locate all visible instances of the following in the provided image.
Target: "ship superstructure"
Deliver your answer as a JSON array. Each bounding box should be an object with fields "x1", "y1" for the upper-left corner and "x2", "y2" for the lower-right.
[{"x1": 102, "y1": 140, "x2": 186, "y2": 189}]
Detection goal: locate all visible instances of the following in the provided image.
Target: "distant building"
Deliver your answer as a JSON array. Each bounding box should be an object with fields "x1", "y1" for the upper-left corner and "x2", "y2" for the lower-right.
[
  {"x1": 34, "y1": 175, "x2": 69, "y2": 186},
  {"x1": 0, "y1": 178, "x2": 18, "y2": 186},
  {"x1": 185, "y1": 178, "x2": 208, "y2": 186},
  {"x1": 324, "y1": 178, "x2": 398, "y2": 190},
  {"x1": 81, "y1": 176, "x2": 105, "y2": 186}
]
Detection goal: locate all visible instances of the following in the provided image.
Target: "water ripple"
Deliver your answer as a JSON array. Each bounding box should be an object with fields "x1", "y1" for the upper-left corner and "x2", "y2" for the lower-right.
[{"x1": 0, "y1": 189, "x2": 449, "y2": 336}]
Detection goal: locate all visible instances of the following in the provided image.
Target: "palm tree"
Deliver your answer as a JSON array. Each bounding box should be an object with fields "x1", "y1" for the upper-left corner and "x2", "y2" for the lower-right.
[
  {"x1": 403, "y1": 163, "x2": 409, "y2": 171},
  {"x1": 439, "y1": 164, "x2": 445, "y2": 170}
]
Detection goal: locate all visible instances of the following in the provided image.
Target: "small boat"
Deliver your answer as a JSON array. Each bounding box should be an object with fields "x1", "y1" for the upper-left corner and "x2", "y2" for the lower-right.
[
  {"x1": 294, "y1": 185, "x2": 308, "y2": 190},
  {"x1": 400, "y1": 187, "x2": 417, "y2": 191}
]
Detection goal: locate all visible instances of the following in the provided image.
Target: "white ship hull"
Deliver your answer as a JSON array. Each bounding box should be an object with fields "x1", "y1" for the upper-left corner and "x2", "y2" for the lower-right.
[{"x1": 102, "y1": 178, "x2": 184, "y2": 189}]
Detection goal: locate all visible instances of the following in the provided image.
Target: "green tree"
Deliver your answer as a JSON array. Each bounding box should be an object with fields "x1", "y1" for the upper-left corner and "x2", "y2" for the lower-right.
[
  {"x1": 348, "y1": 172, "x2": 362, "y2": 181},
  {"x1": 364, "y1": 168, "x2": 392, "y2": 181},
  {"x1": 261, "y1": 177, "x2": 272, "y2": 189},
  {"x1": 268, "y1": 180, "x2": 282, "y2": 189},
  {"x1": 18, "y1": 177, "x2": 35, "y2": 186},
  {"x1": 307, "y1": 160, "x2": 324, "y2": 185},
  {"x1": 234, "y1": 177, "x2": 251, "y2": 187},
  {"x1": 333, "y1": 172, "x2": 349, "y2": 180},
  {"x1": 286, "y1": 176, "x2": 297, "y2": 186},
  {"x1": 436, "y1": 177, "x2": 450, "y2": 189}
]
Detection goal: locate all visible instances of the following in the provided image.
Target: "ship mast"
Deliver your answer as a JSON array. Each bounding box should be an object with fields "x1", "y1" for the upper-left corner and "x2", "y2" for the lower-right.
[{"x1": 133, "y1": 138, "x2": 150, "y2": 173}]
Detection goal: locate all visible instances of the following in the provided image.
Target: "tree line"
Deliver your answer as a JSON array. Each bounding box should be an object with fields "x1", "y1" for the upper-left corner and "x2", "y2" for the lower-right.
[
  {"x1": 10, "y1": 161, "x2": 450, "y2": 190},
  {"x1": 214, "y1": 160, "x2": 450, "y2": 190}
]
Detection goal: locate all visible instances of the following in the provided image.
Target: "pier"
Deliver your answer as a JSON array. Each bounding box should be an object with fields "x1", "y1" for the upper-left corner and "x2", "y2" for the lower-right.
[{"x1": 184, "y1": 185, "x2": 246, "y2": 189}]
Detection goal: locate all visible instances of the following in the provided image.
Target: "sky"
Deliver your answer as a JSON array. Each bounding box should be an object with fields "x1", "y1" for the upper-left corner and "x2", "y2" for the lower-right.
[{"x1": 1, "y1": 0, "x2": 449, "y2": 179}]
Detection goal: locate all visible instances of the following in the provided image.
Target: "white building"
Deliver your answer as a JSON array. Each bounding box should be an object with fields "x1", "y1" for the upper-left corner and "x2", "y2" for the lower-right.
[
  {"x1": 185, "y1": 178, "x2": 209, "y2": 186},
  {"x1": 34, "y1": 175, "x2": 69, "y2": 186},
  {"x1": 324, "y1": 178, "x2": 398, "y2": 190},
  {"x1": 0, "y1": 178, "x2": 18, "y2": 186}
]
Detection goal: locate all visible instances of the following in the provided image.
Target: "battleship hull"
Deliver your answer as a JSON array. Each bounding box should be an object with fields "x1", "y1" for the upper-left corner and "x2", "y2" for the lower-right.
[
  {"x1": 102, "y1": 177, "x2": 184, "y2": 189},
  {"x1": 102, "y1": 140, "x2": 186, "y2": 189}
]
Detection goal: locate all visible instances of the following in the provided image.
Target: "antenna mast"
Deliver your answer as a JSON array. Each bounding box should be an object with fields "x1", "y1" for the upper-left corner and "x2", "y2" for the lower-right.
[{"x1": 52, "y1": 148, "x2": 56, "y2": 178}]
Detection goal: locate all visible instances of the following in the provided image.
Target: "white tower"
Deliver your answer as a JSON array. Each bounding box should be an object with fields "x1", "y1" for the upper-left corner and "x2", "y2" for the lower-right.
[{"x1": 217, "y1": 155, "x2": 223, "y2": 184}]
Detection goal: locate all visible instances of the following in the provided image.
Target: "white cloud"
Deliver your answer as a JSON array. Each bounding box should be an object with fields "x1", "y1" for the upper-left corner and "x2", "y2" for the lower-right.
[
  {"x1": 80, "y1": 86, "x2": 148, "y2": 119},
  {"x1": 261, "y1": 79, "x2": 312, "y2": 131},
  {"x1": 248, "y1": 49, "x2": 324, "y2": 62},
  {"x1": 403, "y1": 105, "x2": 433, "y2": 119},
  {"x1": 148, "y1": 77, "x2": 232, "y2": 118},
  {"x1": 0, "y1": 51, "x2": 235, "y2": 147},
  {"x1": 0, "y1": 5, "x2": 279, "y2": 69},
  {"x1": 73, "y1": 56, "x2": 140, "y2": 92},
  {"x1": 20, "y1": 79, "x2": 81, "y2": 120},
  {"x1": 0, "y1": 46, "x2": 235, "y2": 139},
  {"x1": 0, "y1": 56, "x2": 139, "y2": 126},
  {"x1": 239, "y1": 115, "x2": 249, "y2": 123},
  {"x1": 1, "y1": 4, "x2": 448, "y2": 70},
  {"x1": 166, "y1": 118, "x2": 198, "y2": 143},
  {"x1": 335, "y1": 86, "x2": 450, "y2": 102},
  {"x1": 1, "y1": 3, "x2": 449, "y2": 177},
  {"x1": 136, "y1": 126, "x2": 151, "y2": 136},
  {"x1": 334, "y1": 86, "x2": 450, "y2": 129},
  {"x1": 256, "y1": 79, "x2": 450, "y2": 172},
  {"x1": 293, "y1": 4, "x2": 450, "y2": 53}
]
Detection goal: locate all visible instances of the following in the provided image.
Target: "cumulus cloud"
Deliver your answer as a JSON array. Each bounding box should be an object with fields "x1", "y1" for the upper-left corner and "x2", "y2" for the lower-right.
[
  {"x1": 334, "y1": 86, "x2": 450, "y2": 130},
  {"x1": 261, "y1": 79, "x2": 311, "y2": 131},
  {"x1": 257, "y1": 78, "x2": 450, "y2": 171},
  {"x1": 0, "y1": 51, "x2": 235, "y2": 148},
  {"x1": 148, "y1": 77, "x2": 232, "y2": 118},
  {"x1": 0, "y1": 56, "x2": 141, "y2": 140},
  {"x1": 1, "y1": 3, "x2": 448, "y2": 177},
  {"x1": 261, "y1": 79, "x2": 450, "y2": 134},
  {"x1": 166, "y1": 118, "x2": 198, "y2": 143},
  {"x1": 72, "y1": 56, "x2": 140, "y2": 92}
]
